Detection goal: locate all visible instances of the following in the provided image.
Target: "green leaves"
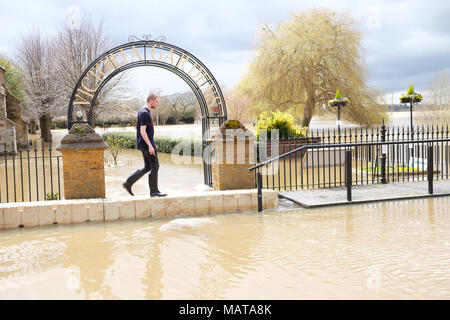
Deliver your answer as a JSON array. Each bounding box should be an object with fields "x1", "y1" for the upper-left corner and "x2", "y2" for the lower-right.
[
  {"x1": 256, "y1": 110, "x2": 307, "y2": 139},
  {"x1": 0, "y1": 55, "x2": 26, "y2": 102},
  {"x1": 46, "y1": 192, "x2": 59, "y2": 200},
  {"x1": 101, "y1": 132, "x2": 201, "y2": 155},
  {"x1": 400, "y1": 83, "x2": 423, "y2": 103}
]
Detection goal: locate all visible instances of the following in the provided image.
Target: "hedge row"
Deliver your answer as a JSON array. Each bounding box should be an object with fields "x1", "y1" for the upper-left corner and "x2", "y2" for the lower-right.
[
  {"x1": 101, "y1": 132, "x2": 202, "y2": 155},
  {"x1": 51, "y1": 119, "x2": 137, "y2": 130}
]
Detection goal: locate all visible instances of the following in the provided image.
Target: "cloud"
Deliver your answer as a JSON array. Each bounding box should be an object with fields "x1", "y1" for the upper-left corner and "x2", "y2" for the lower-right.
[{"x1": 0, "y1": 0, "x2": 449, "y2": 97}]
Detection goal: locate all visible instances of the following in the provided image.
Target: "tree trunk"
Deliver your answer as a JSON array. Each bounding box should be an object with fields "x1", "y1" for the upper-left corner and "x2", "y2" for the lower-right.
[
  {"x1": 301, "y1": 93, "x2": 315, "y2": 127},
  {"x1": 29, "y1": 118, "x2": 38, "y2": 134},
  {"x1": 39, "y1": 114, "x2": 52, "y2": 142},
  {"x1": 91, "y1": 112, "x2": 96, "y2": 128}
]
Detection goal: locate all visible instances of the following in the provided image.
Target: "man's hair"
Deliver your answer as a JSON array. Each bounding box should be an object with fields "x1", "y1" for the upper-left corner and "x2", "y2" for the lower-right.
[{"x1": 147, "y1": 93, "x2": 158, "y2": 103}]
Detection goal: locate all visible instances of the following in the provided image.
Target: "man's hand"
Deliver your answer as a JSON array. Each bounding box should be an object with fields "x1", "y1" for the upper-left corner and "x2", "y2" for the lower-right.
[{"x1": 149, "y1": 145, "x2": 155, "y2": 155}]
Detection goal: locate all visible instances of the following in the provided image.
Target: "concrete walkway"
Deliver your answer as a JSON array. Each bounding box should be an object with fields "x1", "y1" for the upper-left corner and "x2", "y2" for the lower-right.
[{"x1": 279, "y1": 179, "x2": 450, "y2": 208}]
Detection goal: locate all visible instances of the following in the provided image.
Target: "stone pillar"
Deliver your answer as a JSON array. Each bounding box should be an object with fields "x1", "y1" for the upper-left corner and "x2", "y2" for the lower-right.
[
  {"x1": 56, "y1": 123, "x2": 109, "y2": 199},
  {"x1": 211, "y1": 120, "x2": 255, "y2": 190}
]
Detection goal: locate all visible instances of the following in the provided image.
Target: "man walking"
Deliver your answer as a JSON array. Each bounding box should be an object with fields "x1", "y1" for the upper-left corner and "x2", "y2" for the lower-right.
[{"x1": 122, "y1": 93, "x2": 167, "y2": 197}]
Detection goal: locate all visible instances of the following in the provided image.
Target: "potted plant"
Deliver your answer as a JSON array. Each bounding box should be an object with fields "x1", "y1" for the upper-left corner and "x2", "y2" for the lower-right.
[
  {"x1": 328, "y1": 89, "x2": 349, "y2": 107},
  {"x1": 400, "y1": 84, "x2": 423, "y2": 104}
]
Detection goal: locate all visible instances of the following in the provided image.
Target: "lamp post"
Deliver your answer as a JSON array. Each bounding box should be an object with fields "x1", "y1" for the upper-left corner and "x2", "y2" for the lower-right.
[
  {"x1": 400, "y1": 84, "x2": 422, "y2": 139},
  {"x1": 400, "y1": 84, "x2": 423, "y2": 171},
  {"x1": 409, "y1": 98, "x2": 413, "y2": 133},
  {"x1": 328, "y1": 89, "x2": 349, "y2": 143}
]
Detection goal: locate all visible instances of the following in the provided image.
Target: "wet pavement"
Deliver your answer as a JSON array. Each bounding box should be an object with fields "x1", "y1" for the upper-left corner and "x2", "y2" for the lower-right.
[
  {"x1": 104, "y1": 150, "x2": 206, "y2": 199},
  {"x1": 280, "y1": 180, "x2": 450, "y2": 208}
]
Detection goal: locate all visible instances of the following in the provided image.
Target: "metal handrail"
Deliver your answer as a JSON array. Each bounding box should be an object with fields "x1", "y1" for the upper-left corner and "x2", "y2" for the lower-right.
[{"x1": 249, "y1": 137, "x2": 450, "y2": 171}]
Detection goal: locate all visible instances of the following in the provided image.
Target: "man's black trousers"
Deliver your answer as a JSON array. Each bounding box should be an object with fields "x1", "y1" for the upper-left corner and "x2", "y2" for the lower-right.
[{"x1": 124, "y1": 148, "x2": 160, "y2": 193}]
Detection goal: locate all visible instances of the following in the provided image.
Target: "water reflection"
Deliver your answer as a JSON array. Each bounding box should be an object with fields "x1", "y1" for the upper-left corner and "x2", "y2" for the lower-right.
[{"x1": 0, "y1": 197, "x2": 450, "y2": 299}]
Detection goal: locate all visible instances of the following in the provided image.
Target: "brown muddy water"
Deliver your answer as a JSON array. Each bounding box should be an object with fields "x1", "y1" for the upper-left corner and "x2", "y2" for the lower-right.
[{"x1": 1, "y1": 196, "x2": 449, "y2": 299}]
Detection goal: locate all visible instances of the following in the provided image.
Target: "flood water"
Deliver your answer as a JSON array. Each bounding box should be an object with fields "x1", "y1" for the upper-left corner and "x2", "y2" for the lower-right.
[{"x1": 1, "y1": 197, "x2": 449, "y2": 299}]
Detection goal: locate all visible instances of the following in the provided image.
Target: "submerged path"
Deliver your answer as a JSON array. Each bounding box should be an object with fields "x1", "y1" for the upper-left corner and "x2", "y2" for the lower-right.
[{"x1": 280, "y1": 179, "x2": 450, "y2": 208}]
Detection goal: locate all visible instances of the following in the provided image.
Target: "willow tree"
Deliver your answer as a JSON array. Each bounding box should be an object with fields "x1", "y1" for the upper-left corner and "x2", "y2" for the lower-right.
[{"x1": 239, "y1": 8, "x2": 386, "y2": 127}]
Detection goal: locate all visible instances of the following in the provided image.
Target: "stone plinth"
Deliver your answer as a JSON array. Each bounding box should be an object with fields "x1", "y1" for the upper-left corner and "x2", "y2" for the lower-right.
[
  {"x1": 56, "y1": 124, "x2": 109, "y2": 199},
  {"x1": 211, "y1": 120, "x2": 255, "y2": 190}
]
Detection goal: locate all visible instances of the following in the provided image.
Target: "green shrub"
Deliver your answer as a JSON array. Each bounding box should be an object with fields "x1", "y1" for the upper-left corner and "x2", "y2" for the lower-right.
[
  {"x1": 103, "y1": 132, "x2": 136, "y2": 148},
  {"x1": 51, "y1": 118, "x2": 68, "y2": 129},
  {"x1": 104, "y1": 135, "x2": 133, "y2": 165},
  {"x1": 255, "y1": 110, "x2": 307, "y2": 139},
  {"x1": 0, "y1": 55, "x2": 26, "y2": 103},
  {"x1": 101, "y1": 132, "x2": 201, "y2": 155},
  {"x1": 95, "y1": 117, "x2": 137, "y2": 128},
  {"x1": 46, "y1": 192, "x2": 59, "y2": 200}
]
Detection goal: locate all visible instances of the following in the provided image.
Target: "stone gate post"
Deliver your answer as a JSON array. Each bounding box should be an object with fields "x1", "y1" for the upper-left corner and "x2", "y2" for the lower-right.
[
  {"x1": 56, "y1": 123, "x2": 109, "y2": 199},
  {"x1": 211, "y1": 120, "x2": 255, "y2": 190}
]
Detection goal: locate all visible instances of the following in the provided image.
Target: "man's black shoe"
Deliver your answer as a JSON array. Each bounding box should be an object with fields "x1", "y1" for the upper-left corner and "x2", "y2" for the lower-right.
[
  {"x1": 150, "y1": 191, "x2": 167, "y2": 197},
  {"x1": 122, "y1": 183, "x2": 134, "y2": 196}
]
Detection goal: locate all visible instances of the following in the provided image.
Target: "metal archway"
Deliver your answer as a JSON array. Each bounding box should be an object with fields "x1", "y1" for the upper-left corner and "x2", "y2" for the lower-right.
[{"x1": 67, "y1": 35, "x2": 227, "y2": 186}]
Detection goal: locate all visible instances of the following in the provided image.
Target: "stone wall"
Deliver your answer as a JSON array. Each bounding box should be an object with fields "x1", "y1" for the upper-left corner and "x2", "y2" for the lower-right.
[
  {"x1": 6, "y1": 91, "x2": 29, "y2": 148},
  {"x1": 0, "y1": 67, "x2": 17, "y2": 153}
]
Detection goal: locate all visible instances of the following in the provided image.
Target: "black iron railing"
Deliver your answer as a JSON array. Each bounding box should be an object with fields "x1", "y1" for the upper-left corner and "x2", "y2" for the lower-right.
[
  {"x1": 267, "y1": 124, "x2": 450, "y2": 145},
  {"x1": 250, "y1": 138, "x2": 450, "y2": 191},
  {"x1": 256, "y1": 124, "x2": 449, "y2": 163},
  {"x1": 0, "y1": 141, "x2": 63, "y2": 203}
]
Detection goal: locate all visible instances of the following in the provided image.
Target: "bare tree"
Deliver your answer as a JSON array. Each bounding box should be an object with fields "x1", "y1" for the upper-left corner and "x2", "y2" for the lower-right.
[
  {"x1": 17, "y1": 31, "x2": 60, "y2": 142},
  {"x1": 418, "y1": 71, "x2": 450, "y2": 126},
  {"x1": 165, "y1": 91, "x2": 198, "y2": 123},
  {"x1": 224, "y1": 89, "x2": 253, "y2": 124},
  {"x1": 54, "y1": 17, "x2": 130, "y2": 127},
  {"x1": 156, "y1": 95, "x2": 172, "y2": 125}
]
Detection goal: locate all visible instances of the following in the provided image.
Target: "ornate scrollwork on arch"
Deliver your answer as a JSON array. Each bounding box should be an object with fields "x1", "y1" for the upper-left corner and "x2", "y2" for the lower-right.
[{"x1": 127, "y1": 34, "x2": 166, "y2": 43}]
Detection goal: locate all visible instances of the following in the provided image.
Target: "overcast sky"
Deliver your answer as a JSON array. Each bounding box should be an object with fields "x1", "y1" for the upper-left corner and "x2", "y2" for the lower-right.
[{"x1": 1, "y1": 0, "x2": 449, "y2": 100}]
